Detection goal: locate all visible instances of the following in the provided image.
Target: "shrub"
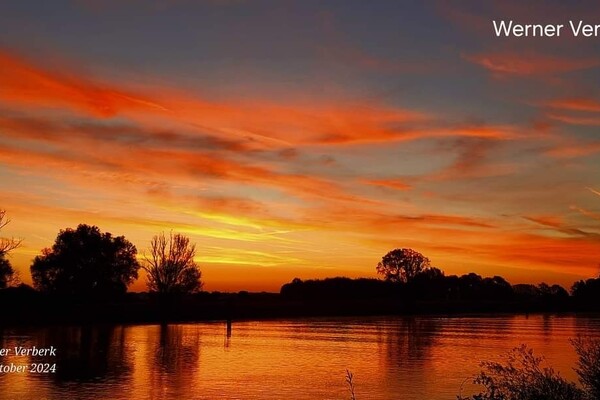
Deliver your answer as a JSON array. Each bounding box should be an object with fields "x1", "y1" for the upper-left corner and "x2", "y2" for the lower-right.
[
  {"x1": 572, "y1": 337, "x2": 600, "y2": 400},
  {"x1": 460, "y1": 345, "x2": 584, "y2": 400}
]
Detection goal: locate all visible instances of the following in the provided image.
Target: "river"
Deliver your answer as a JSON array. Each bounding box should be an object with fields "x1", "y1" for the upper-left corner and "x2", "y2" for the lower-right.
[{"x1": 0, "y1": 314, "x2": 599, "y2": 399}]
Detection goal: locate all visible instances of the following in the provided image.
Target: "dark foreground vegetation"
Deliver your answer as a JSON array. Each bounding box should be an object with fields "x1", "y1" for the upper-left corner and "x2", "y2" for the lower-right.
[
  {"x1": 343, "y1": 337, "x2": 600, "y2": 400},
  {"x1": 459, "y1": 338, "x2": 600, "y2": 400}
]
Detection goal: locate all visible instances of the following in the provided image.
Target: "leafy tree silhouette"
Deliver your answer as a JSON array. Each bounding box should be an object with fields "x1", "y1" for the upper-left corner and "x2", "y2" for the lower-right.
[
  {"x1": 30, "y1": 224, "x2": 140, "y2": 297},
  {"x1": 376, "y1": 248, "x2": 431, "y2": 283},
  {"x1": 0, "y1": 257, "x2": 14, "y2": 289}
]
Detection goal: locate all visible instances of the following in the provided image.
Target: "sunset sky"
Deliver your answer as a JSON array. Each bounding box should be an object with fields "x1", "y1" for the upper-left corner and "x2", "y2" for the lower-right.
[{"x1": 1, "y1": 0, "x2": 599, "y2": 292}]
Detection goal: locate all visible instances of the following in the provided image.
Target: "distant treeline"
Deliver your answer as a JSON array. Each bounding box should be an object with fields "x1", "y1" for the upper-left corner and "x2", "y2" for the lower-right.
[
  {"x1": 277, "y1": 247, "x2": 600, "y2": 313},
  {"x1": 280, "y1": 272, "x2": 600, "y2": 312},
  {"x1": 1, "y1": 272, "x2": 599, "y2": 326}
]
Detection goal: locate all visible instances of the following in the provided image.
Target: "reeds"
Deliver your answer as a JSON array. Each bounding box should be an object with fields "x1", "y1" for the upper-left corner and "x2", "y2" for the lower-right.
[{"x1": 345, "y1": 369, "x2": 357, "y2": 400}]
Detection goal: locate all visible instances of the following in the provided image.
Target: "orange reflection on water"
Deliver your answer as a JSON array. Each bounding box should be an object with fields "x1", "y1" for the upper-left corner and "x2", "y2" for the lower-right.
[{"x1": 0, "y1": 315, "x2": 599, "y2": 400}]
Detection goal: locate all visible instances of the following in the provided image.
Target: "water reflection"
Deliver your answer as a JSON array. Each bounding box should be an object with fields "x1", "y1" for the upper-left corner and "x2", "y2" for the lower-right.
[
  {"x1": 10, "y1": 326, "x2": 133, "y2": 383},
  {"x1": 224, "y1": 320, "x2": 232, "y2": 349},
  {"x1": 384, "y1": 317, "x2": 440, "y2": 369},
  {"x1": 154, "y1": 325, "x2": 200, "y2": 374},
  {"x1": 0, "y1": 316, "x2": 598, "y2": 400},
  {"x1": 146, "y1": 324, "x2": 201, "y2": 399}
]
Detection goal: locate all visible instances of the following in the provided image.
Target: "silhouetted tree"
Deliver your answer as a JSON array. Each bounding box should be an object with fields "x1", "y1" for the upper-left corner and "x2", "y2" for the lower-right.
[
  {"x1": 513, "y1": 283, "x2": 540, "y2": 299},
  {"x1": 408, "y1": 267, "x2": 446, "y2": 300},
  {"x1": 376, "y1": 248, "x2": 431, "y2": 283},
  {"x1": 571, "y1": 277, "x2": 600, "y2": 308},
  {"x1": 0, "y1": 257, "x2": 14, "y2": 289},
  {"x1": 30, "y1": 224, "x2": 140, "y2": 297},
  {"x1": 0, "y1": 210, "x2": 21, "y2": 257},
  {"x1": 280, "y1": 277, "x2": 396, "y2": 301},
  {"x1": 482, "y1": 276, "x2": 514, "y2": 300},
  {"x1": 143, "y1": 232, "x2": 202, "y2": 294},
  {"x1": 0, "y1": 210, "x2": 21, "y2": 289},
  {"x1": 538, "y1": 283, "x2": 569, "y2": 307}
]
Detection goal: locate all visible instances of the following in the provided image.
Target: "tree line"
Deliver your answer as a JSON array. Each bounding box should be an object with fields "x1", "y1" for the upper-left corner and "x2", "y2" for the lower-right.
[
  {"x1": 282, "y1": 248, "x2": 600, "y2": 308},
  {"x1": 2, "y1": 209, "x2": 599, "y2": 307},
  {"x1": 0, "y1": 210, "x2": 202, "y2": 297}
]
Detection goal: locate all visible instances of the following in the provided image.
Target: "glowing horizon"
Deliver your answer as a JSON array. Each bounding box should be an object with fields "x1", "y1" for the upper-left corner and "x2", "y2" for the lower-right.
[{"x1": 1, "y1": 1, "x2": 599, "y2": 292}]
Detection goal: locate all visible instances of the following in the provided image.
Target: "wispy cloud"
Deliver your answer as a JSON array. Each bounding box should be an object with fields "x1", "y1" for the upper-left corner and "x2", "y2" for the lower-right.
[
  {"x1": 587, "y1": 187, "x2": 600, "y2": 198},
  {"x1": 463, "y1": 52, "x2": 600, "y2": 77},
  {"x1": 545, "y1": 98, "x2": 600, "y2": 113},
  {"x1": 361, "y1": 178, "x2": 412, "y2": 191}
]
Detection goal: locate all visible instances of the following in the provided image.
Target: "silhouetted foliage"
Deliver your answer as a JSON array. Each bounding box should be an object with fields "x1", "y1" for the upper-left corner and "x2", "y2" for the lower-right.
[
  {"x1": 572, "y1": 337, "x2": 600, "y2": 400},
  {"x1": 279, "y1": 270, "x2": 580, "y2": 314},
  {"x1": 464, "y1": 274, "x2": 513, "y2": 301},
  {"x1": 30, "y1": 224, "x2": 140, "y2": 297},
  {"x1": 461, "y1": 345, "x2": 584, "y2": 400},
  {"x1": 513, "y1": 284, "x2": 540, "y2": 299},
  {"x1": 376, "y1": 248, "x2": 431, "y2": 283},
  {"x1": 571, "y1": 277, "x2": 600, "y2": 309},
  {"x1": 406, "y1": 267, "x2": 446, "y2": 300},
  {"x1": 538, "y1": 282, "x2": 569, "y2": 308},
  {"x1": 0, "y1": 256, "x2": 14, "y2": 289},
  {"x1": 143, "y1": 232, "x2": 202, "y2": 294},
  {"x1": 0, "y1": 210, "x2": 22, "y2": 258},
  {"x1": 280, "y1": 277, "x2": 397, "y2": 301},
  {"x1": 0, "y1": 210, "x2": 20, "y2": 289},
  {"x1": 0, "y1": 256, "x2": 15, "y2": 289},
  {"x1": 460, "y1": 338, "x2": 600, "y2": 400}
]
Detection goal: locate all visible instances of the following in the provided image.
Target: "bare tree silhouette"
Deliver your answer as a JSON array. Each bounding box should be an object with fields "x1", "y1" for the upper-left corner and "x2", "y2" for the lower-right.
[
  {"x1": 0, "y1": 210, "x2": 21, "y2": 257},
  {"x1": 0, "y1": 209, "x2": 21, "y2": 289},
  {"x1": 143, "y1": 232, "x2": 202, "y2": 294}
]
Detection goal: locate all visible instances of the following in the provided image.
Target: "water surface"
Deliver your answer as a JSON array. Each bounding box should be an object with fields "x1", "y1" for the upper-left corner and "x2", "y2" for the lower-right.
[{"x1": 0, "y1": 315, "x2": 598, "y2": 400}]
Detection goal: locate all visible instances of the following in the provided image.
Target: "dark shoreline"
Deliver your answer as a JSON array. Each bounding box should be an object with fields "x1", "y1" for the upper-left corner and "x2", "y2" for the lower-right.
[{"x1": 1, "y1": 288, "x2": 596, "y2": 327}]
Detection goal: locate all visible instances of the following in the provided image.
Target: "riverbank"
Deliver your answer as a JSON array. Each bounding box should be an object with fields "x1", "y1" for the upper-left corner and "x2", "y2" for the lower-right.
[{"x1": 0, "y1": 285, "x2": 593, "y2": 326}]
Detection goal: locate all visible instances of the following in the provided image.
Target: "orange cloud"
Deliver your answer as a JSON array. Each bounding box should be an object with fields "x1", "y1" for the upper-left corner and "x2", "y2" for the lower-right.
[
  {"x1": 2, "y1": 46, "x2": 599, "y2": 292},
  {"x1": 0, "y1": 50, "x2": 167, "y2": 117},
  {"x1": 539, "y1": 97, "x2": 600, "y2": 126},
  {"x1": 545, "y1": 98, "x2": 600, "y2": 113},
  {"x1": 0, "y1": 48, "x2": 433, "y2": 148},
  {"x1": 544, "y1": 142, "x2": 600, "y2": 158},
  {"x1": 523, "y1": 215, "x2": 600, "y2": 238},
  {"x1": 523, "y1": 215, "x2": 564, "y2": 228},
  {"x1": 0, "y1": 137, "x2": 370, "y2": 206},
  {"x1": 546, "y1": 113, "x2": 600, "y2": 126},
  {"x1": 362, "y1": 178, "x2": 412, "y2": 191},
  {"x1": 571, "y1": 206, "x2": 600, "y2": 223},
  {"x1": 0, "y1": 48, "x2": 528, "y2": 151},
  {"x1": 474, "y1": 235, "x2": 599, "y2": 281},
  {"x1": 356, "y1": 208, "x2": 600, "y2": 282}
]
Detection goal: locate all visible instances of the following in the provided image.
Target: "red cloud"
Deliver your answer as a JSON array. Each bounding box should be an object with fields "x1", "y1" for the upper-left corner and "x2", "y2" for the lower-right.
[
  {"x1": 546, "y1": 113, "x2": 600, "y2": 126},
  {"x1": 545, "y1": 98, "x2": 600, "y2": 112},
  {"x1": 0, "y1": 51, "x2": 167, "y2": 117},
  {"x1": 0, "y1": 48, "x2": 524, "y2": 150}
]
